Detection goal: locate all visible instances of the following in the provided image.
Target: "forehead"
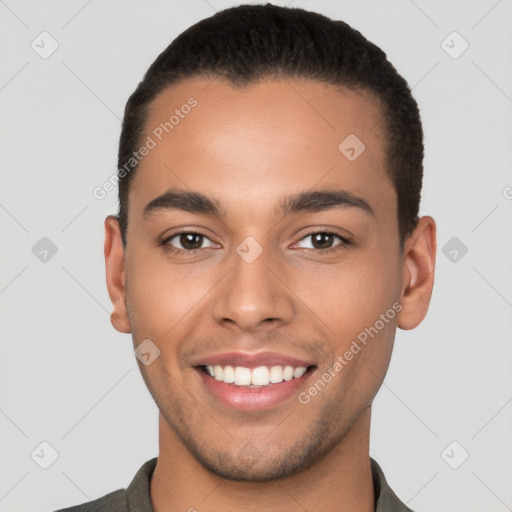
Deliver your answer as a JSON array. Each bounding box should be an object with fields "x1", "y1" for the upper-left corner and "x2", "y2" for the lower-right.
[{"x1": 130, "y1": 77, "x2": 394, "y2": 220}]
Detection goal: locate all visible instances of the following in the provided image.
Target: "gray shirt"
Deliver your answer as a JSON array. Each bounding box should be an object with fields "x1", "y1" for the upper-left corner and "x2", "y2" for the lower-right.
[{"x1": 54, "y1": 457, "x2": 413, "y2": 511}]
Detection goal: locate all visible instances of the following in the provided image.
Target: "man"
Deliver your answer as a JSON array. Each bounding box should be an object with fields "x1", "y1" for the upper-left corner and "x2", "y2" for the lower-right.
[{"x1": 57, "y1": 3, "x2": 436, "y2": 511}]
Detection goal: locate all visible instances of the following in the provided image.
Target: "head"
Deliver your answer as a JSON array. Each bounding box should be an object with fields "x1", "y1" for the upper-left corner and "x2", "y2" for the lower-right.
[{"x1": 105, "y1": 4, "x2": 436, "y2": 482}]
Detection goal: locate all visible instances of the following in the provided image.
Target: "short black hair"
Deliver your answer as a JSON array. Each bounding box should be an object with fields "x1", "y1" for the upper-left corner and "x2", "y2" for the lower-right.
[{"x1": 117, "y1": 3, "x2": 423, "y2": 247}]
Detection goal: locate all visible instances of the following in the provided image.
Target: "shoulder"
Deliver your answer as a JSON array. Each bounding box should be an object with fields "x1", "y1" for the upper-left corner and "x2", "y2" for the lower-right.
[
  {"x1": 52, "y1": 488, "x2": 127, "y2": 511},
  {"x1": 51, "y1": 458, "x2": 157, "y2": 512},
  {"x1": 371, "y1": 458, "x2": 415, "y2": 512}
]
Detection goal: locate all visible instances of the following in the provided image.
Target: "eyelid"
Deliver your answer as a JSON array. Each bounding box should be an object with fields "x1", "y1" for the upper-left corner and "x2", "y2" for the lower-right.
[
  {"x1": 291, "y1": 229, "x2": 350, "y2": 251},
  {"x1": 160, "y1": 228, "x2": 351, "y2": 255},
  {"x1": 161, "y1": 230, "x2": 219, "y2": 251}
]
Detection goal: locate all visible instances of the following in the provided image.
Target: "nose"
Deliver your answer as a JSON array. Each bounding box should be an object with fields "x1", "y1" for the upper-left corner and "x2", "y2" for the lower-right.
[{"x1": 211, "y1": 246, "x2": 295, "y2": 333}]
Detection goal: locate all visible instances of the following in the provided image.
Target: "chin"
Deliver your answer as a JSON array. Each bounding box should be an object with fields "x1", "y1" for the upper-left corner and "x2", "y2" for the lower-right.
[{"x1": 187, "y1": 439, "x2": 324, "y2": 483}]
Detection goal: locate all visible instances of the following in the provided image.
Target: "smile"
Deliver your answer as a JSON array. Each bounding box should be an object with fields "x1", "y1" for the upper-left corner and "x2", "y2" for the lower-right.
[
  {"x1": 201, "y1": 364, "x2": 308, "y2": 386},
  {"x1": 192, "y1": 351, "x2": 317, "y2": 411}
]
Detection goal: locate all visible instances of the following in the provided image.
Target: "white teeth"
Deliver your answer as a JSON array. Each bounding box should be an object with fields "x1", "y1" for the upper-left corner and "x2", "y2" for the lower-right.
[
  {"x1": 269, "y1": 365, "x2": 284, "y2": 383},
  {"x1": 234, "y1": 366, "x2": 252, "y2": 386},
  {"x1": 223, "y1": 365, "x2": 235, "y2": 383},
  {"x1": 293, "y1": 367, "x2": 307, "y2": 378},
  {"x1": 251, "y1": 366, "x2": 270, "y2": 386},
  {"x1": 204, "y1": 364, "x2": 309, "y2": 386},
  {"x1": 283, "y1": 365, "x2": 294, "y2": 381}
]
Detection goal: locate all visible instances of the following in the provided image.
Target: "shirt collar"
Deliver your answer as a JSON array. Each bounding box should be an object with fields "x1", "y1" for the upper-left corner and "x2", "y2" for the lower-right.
[
  {"x1": 125, "y1": 457, "x2": 413, "y2": 512},
  {"x1": 371, "y1": 458, "x2": 414, "y2": 512}
]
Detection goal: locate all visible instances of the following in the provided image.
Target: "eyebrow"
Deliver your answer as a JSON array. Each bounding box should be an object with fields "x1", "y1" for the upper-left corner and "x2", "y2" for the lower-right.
[
  {"x1": 143, "y1": 188, "x2": 374, "y2": 220},
  {"x1": 278, "y1": 188, "x2": 375, "y2": 217},
  {"x1": 143, "y1": 190, "x2": 224, "y2": 219}
]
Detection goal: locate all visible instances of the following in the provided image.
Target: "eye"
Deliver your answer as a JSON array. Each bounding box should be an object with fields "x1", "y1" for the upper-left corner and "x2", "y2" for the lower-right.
[
  {"x1": 162, "y1": 231, "x2": 217, "y2": 252},
  {"x1": 294, "y1": 231, "x2": 349, "y2": 251}
]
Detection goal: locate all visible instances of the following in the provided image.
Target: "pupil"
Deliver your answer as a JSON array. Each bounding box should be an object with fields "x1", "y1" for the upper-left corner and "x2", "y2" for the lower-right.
[
  {"x1": 181, "y1": 233, "x2": 202, "y2": 249},
  {"x1": 312, "y1": 233, "x2": 333, "y2": 249}
]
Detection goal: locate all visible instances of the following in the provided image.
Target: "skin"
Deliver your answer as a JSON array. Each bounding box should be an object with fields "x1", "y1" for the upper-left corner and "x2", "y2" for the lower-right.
[{"x1": 104, "y1": 77, "x2": 436, "y2": 512}]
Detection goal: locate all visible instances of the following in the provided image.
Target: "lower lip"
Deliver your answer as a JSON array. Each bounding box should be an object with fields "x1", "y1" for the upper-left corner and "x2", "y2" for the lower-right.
[{"x1": 196, "y1": 367, "x2": 315, "y2": 411}]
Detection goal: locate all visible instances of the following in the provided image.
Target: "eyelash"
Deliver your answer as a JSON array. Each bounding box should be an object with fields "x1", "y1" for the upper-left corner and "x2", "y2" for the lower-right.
[
  {"x1": 160, "y1": 229, "x2": 351, "y2": 255},
  {"x1": 294, "y1": 230, "x2": 351, "y2": 253}
]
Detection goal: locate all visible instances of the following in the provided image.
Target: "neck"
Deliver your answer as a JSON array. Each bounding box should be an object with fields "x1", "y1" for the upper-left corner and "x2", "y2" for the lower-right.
[{"x1": 150, "y1": 407, "x2": 375, "y2": 512}]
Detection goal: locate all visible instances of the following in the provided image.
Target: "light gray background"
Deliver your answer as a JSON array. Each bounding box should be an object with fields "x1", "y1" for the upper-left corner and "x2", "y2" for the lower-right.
[{"x1": 1, "y1": 1, "x2": 511, "y2": 511}]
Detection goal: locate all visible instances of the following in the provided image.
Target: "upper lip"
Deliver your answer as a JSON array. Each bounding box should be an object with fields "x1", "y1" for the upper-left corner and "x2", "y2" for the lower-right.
[{"x1": 192, "y1": 351, "x2": 315, "y2": 369}]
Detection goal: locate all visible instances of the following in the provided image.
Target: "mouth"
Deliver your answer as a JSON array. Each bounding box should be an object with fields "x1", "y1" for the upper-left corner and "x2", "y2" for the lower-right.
[
  {"x1": 192, "y1": 353, "x2": 317, "y2": 411},
  {"x1": 198, "y1": 364, "x2": 315, "y2": 386}
]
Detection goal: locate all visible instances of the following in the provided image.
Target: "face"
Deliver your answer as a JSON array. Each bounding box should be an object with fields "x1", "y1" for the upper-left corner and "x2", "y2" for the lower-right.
[{"x1": 105, "y1": 77, "x2": 434, "y2": 482}]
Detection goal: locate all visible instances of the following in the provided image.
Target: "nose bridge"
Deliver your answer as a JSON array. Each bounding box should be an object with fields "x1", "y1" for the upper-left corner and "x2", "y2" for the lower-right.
[{"x1": 212, "y1": 239, "x2": 295, "y2": 331}]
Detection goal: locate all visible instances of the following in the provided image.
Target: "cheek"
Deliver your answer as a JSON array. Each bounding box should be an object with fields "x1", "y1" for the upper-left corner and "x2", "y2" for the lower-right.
[
  {"x1": 124, "y1": 251, "x2": 211, "y2": 339},
  {"x1": 290, "y1": 254, "x2": 400, "y2": 340}
]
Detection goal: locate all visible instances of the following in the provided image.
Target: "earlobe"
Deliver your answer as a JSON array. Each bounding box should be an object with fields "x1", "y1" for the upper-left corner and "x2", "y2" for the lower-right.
[
  {"x1": 104, "y1": 215, "x2": 131, "y2": 334},
  {"x1": 397, "y1": 216, "x2": 437, "y2": 330}
]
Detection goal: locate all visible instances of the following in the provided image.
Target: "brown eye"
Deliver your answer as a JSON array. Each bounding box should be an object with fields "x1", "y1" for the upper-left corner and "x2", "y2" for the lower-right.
[
  {"x1": 179, "y1": 233, "x2": 204, "y2": 250},
  {"x1": 164, "y1": 231, "x2": 217, "y2": 252},
  {"x1": 295, "y1": 231, "x2": 348, "y2": 251},
  {"x1": 311, "y1": 233, "x2": 335, "y2": 249}
]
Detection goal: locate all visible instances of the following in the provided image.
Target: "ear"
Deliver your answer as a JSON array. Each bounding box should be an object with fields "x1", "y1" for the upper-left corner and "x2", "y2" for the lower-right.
[
  {"x1": 397, "y1": 216, "x2": 437, "y2": 330},
  {"x1": 104, "y1": 215, "x2": 131, "y2": 334}
]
